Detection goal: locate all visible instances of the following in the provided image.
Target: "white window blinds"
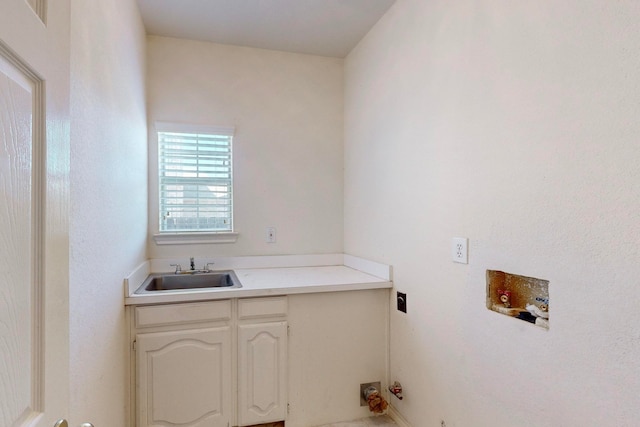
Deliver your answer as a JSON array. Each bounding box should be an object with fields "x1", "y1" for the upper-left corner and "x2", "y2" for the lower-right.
[{"x1": 157, "y1": 124, "x2": 234, "y2": 233}]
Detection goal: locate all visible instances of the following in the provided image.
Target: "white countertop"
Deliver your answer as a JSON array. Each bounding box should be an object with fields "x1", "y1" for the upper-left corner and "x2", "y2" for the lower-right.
[{"x1": 124, "y1": 264, "x2": 392, "y2": 306}]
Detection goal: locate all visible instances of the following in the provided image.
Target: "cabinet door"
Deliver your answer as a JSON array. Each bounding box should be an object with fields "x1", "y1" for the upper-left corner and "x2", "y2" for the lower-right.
[
  {"x1": 137, "y1": 327, "x2": 232, "y2": 427},
  {"x1": 238, "y1": 321, "x2": 288, "y2": 426}
]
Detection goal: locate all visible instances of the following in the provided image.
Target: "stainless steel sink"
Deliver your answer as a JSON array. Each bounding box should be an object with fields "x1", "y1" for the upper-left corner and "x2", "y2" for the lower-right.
[{"x1": 135, "y1": 270, "x2": 242, "y2": 294}]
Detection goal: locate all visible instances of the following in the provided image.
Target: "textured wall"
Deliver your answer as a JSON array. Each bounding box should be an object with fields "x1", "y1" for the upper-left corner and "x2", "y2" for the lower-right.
[
  {"x1": 287, "y1": 290, "x2": 389, "y2": 427},
  {"x1": 69, "y1": 0, "x2": 148, "y2": 425},
  {"x1": 146, "y1": 36, "x2": 344, "y2": 259},
  {"x1": 345, "y1": 1, "x2": 640, "y2": 426}
]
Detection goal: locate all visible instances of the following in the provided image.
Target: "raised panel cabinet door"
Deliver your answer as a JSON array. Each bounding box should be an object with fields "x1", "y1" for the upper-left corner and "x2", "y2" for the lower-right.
[
  {"x1": 237, "y1": 322, "x2": 288, "y2": 426},
  {"x1": 137, "y1": 327, "x2": 232, "y2": 427}
]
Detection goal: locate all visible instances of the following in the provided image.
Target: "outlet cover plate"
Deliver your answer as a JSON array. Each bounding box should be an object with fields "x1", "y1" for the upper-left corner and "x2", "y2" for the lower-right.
[
  {"x1": 452, "y1": 237, "x2": 468, "y2": 264},
  {"x1": 266, "y1": 226, "x2": 276, "y2": 243}
]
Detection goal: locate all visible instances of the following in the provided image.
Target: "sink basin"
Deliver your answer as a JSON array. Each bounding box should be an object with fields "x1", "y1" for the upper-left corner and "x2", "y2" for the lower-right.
[{"x1": 135, "y1": 271, "x2": 242, "y2": 294}]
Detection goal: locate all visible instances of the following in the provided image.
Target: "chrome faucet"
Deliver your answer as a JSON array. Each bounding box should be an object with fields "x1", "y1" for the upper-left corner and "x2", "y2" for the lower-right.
[{"x1": 175, "y1": 258, "x2": 213, "y2": 274}]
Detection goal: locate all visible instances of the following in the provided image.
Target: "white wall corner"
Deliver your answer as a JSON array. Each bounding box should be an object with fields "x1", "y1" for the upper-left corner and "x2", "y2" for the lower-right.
[{"x1": 388, "y1": 404, "x2": 412, "y2": 427}]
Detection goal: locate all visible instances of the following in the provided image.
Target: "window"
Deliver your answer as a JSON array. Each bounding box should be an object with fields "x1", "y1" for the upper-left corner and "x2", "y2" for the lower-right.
[{"x1": 156, "y1": 123, "x2": 234, "y2": 234}]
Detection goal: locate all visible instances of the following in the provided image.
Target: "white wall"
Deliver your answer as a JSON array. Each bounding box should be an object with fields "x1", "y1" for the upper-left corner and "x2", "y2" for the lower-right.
[
  {"x1": 287, "y1": 290, "x2": 389, "y2": 427},
  {"x1": 146, "y1": 36, "x2": 344, "y2": 259},
  {"x1": 69, "y1": 0, "x2": 148, "y2": 425},
  {"x1": 345, "y1": 1, "x2": 640, "y2": 426}
]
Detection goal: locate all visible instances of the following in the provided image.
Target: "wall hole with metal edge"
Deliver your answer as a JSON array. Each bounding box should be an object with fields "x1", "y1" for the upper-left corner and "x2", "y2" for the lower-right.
[
  {"x1": 360, "y1": 381, "x2": 388, "y2": 414},
  {"x1": 486, "y1": 270, "x2": 549, "y2": 329}
]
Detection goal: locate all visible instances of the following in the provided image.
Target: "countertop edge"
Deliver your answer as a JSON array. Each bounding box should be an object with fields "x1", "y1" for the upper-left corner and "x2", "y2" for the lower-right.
[{"x1": 124, "y1": 279, "x2": 392, "y2": 306}]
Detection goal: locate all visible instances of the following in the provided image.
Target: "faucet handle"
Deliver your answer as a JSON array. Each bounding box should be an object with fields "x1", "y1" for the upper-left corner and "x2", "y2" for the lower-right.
[
  {"x1": 205, "y1": 262, "x2": 215, "y2": 272},
  {"x1": 170, "y1": 263, "x2": 182, "y2": 274}
]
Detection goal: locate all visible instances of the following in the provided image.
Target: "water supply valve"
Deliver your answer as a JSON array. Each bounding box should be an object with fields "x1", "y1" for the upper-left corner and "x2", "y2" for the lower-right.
[{"x1": 389, "y1": 381, "x2": 403, "y2": 400}]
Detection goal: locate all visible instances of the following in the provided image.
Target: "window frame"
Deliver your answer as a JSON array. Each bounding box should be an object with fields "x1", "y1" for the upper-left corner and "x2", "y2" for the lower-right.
[{"x1": 151, "y1": 121, "x2": 238, "y2": 245}]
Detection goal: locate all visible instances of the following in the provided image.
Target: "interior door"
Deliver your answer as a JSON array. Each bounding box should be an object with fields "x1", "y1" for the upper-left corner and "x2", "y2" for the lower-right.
[{"x1": 0, "y1": 0, "x2": 70, "y2": 426}]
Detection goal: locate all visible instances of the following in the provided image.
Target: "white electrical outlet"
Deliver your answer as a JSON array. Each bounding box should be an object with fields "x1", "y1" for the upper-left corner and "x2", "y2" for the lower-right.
[
  {"x1": 266, "y1": 227, "x2": 276, "y2": 243},
  {"x1": 452, "y1": 237, "x2": 468, "y2": 264}
]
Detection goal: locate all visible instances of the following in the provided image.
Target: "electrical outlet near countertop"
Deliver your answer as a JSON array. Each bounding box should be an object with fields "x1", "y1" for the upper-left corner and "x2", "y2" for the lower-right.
[{"x1": 452, "y1": 237, "x2": 468, "y2": 264}]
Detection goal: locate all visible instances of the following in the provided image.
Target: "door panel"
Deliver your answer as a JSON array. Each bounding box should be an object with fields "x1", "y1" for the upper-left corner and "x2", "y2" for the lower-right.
[
  {"x1": 24, "y1": 0, "x2": 46, "y2": 22},
  {"x1": 0, "y1": 47, "x2": 40, "y2": 427},
  {"x1": 137, "y1": 327, "x2": 232, "y2": 427},
  {"x1": 238, "y1": 322, "x2": 288, "y2": 426},
  {"x1": 0, "y1": 0, "x2": 70, "y2": 426}
]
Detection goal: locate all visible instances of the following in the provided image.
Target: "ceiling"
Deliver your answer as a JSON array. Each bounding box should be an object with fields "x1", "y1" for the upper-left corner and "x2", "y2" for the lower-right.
[{"x1": 136, "y1": 0, "x2": 396, "y2": 58}]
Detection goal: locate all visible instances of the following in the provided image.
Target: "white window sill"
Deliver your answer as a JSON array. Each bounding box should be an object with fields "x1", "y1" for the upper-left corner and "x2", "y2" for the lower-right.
[{"x1": 153, "y1": 232, "x2": 239, "y2": 245}]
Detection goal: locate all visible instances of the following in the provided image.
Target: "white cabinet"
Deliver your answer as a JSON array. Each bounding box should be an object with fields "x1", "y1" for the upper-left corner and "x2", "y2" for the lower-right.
[
  {"x1": 129, "y1": 297, "x2": 288, "y2": 427},
  {"x1": 137, "y1": 327, "x2": 232, "y2": 427},
  {"x1": 133, "y1": 300, "x2": 233, "y2": 427},
  {"x1": 238, "y1": 322, "x2": 288, "y2": 426},
  {"x1": 237, "y1": 296, "x2": 288, "y2": 426}
]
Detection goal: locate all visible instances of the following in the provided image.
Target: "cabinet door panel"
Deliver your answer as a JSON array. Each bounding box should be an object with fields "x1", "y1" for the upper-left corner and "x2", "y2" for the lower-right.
[
  {"x1": 238, "y1": 322, "x2": 288, "y2": 426},
  {"x1": 137, "y1": 327, "x2": 231, "y2": 427}
]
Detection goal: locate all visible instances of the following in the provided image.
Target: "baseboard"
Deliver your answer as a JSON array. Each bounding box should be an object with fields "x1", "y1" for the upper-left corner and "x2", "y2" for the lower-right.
[{"x1": 388, "y1": 404, "x2": 412, "y2": 427}]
